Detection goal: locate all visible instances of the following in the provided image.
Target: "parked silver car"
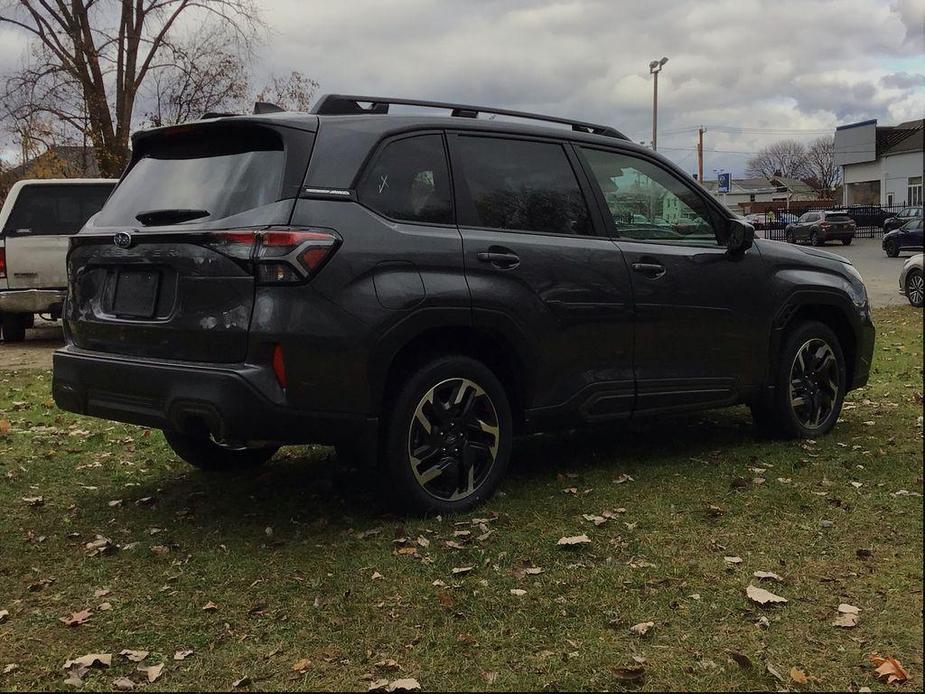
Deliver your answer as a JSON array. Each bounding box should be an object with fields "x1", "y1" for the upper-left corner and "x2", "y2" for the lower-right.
[{"x1": 899, "y1": 253, "x2": 924, "y2": 307}]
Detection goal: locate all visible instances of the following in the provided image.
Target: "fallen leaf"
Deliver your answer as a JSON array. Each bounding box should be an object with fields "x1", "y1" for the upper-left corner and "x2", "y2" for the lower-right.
[
  {"x1": 557, "y1": 534, "x2": 591, "y2": 547},
  {"x1": 21, "y1": 496, "x2": 44, "y2": 507},
  {"x1": 119, "y1": 650, "x2": 149, "y2": 662},
  {"x1": 174, "y1": 649, "x2": 194, "y2": 661},
  {"x1": 481, "y1": 671, "x2": 498, "y2": 685},
  {"x1": 386, "y1": 678, "x2": 421, "y2": 692},
  {"x1": 368, "y1": 679, "x2": 390, "y2": 691},
  {"x1": 838, "y1": 603, "x2": 860, "y2": 614},
  {"x1": 59, "y1": 609, "x2": 92, "y2": 627},
  {"x1": 94, "y1": 588, "x2": 111, "y2": 598},
  {"x1": 63, "y1": 653, "x2": 112, "y2": 670},
  {"x1": 375, "y1": 659, "x2": 400, "y2": 671},
  {"x1": 790, "y1": 667, "x2": 808, "y2": 684},
  {"x1": 833, "y1": 613, "x2": 858, "y2": 628},
  {"x1": 724, "y1": 556, "x2": 743, "y2": 564},
  {"x1": 510, "y1": 589, "x2": 527, "y2": 596},
  {"x1": 727, "y1": 650, "x2": 753, "y2": 669},
  {"x1": 232, "y1": 675, "x2": 251, "y2": 688},
  {"x1": 99, "y1": 602, "x2": 112, "y2": 611},
  {"x1": 451, "y1": 566, "x2": 474, "y2": 575},
  {"x1": 0, "y1": 610, "x2": 8, "y2": 624},
  {"x1": 869, "y1": 654, "x2": 910, "y2": 684},
  {"x1": 630, "y1": 621, "x2": 654, "y2": 636},
  {"x1": 371, "y1": 571, "x2": 384, "y2": 581},
  {"x1": 0, "y1": 419, "x2": 10, "y2": 436},
  {"x1": 613, "y1": 666, "x2": 645, "y2": 683},
  {"x1": 201, "y1": 601, "x2": 218, "y2": 611},
  {"x1": 113, "y1": 677, "x2": 135, "y2": 690},
  {"x1": 137, "y1": 664, "x2": 164, "y2": 683},
  {"x1": 292, "y1": 658, "x2": 312, "y2": 672},
  {"x1": 746, "y1": 585, "x2": 787, "y2": 605},
  {"x1": 4, "y1": 664, "x2": 19, "y2": 674},
  {"x1": 753, "y1": 571, "x2": 783, "y2": 582},
  {"x1": 766, "y1": 662, "x2": 785, "y2": 682}
]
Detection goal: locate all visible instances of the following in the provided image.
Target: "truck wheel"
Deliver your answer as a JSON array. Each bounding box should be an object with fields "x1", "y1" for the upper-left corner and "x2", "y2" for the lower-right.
[
  {"x1": 1, "y1": 313, "x2": 28, "y2": 343},
  {"x1": 841, "y1": 238, "x2": 852, "y2": 246},
  {"x1": 751, "y1": 321, "x2": 846, "y2": 439},
  {"x1": 382, "y1": 355, "x2": 512, "y2": 515},
  {"x1": 162, "y1": 431, "x2": 279, "y2": 470},
  {"x1": 884, "y1": 240, "x2": 899, "y2": 257}
]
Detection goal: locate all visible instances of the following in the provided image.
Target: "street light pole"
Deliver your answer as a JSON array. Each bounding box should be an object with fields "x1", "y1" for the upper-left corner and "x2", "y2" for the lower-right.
[{"x1": 648, "y1": 56, "x2": 668, "y2": 151}]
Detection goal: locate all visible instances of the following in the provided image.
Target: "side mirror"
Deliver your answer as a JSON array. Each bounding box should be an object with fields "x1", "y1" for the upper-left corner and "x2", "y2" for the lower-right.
[{"x1": 727, "y1": 219, "x2": 754, "y2": 255}]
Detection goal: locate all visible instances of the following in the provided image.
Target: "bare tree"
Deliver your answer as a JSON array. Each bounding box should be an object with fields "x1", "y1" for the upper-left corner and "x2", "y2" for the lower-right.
[
  {"x1": 745, "y1": 139, "x2": 810, "y2": 180},
  {"x1": 803, "y1": 135, "x2": 841, "y2": 196},
  {"x1": 255, "y1": 71, "x2": 319, "y2": 112},
  {"x1": 143, "y1": 23, "x2": 250, "y2": 127},
  {"x1": 0, "y1": 0, "x2": 265, "y2": 177}
]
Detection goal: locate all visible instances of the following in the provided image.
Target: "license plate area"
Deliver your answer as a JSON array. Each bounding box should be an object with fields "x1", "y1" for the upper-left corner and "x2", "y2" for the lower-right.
[{"x1": 112, "y1": 269, "x2": 160, "y2": 319}]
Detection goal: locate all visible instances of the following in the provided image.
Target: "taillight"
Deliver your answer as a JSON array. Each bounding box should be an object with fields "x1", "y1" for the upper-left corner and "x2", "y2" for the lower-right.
[
  {"x1": 0, "y1": 247, "x2": 6, "y2": 279},
  {"x1": 819, "y1": 222, "x2": 830, "y2": 228},
  {"x1": 202, "y1": 228, "x2": 340, "y2": 284}
]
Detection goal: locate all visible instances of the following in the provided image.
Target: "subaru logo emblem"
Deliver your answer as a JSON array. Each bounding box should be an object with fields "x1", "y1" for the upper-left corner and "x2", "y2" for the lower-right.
[{"x1": 114, "y1": 231, "x2": 132, "y2": 249}]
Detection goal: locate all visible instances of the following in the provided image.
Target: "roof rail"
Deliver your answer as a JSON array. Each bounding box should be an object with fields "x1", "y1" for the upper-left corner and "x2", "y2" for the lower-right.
[{"x1": 311, "y1": 94, "x2": 627, "y2": 139}]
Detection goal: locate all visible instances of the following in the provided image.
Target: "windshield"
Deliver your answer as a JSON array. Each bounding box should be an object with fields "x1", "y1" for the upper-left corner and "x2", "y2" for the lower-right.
[{"x1": 96, "y1": 126, "x2": 286, "y2": 228}]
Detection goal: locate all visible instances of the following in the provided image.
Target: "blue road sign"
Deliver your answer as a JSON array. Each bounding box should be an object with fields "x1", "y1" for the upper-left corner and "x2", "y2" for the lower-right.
[{"x1": 718, "y1": 173, "x2": 731, "y2": 193}]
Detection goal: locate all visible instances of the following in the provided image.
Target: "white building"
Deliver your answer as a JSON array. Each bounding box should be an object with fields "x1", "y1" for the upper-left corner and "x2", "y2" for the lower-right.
[
  {"x1": 835, "y1": 119, "x2": 923, "y2": 207},
  {"x1": 701, "y1": 176, "x2": 817, "y2": 213}
]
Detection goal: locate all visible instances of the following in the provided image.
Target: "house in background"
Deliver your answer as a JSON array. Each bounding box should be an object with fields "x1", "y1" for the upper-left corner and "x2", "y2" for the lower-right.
[
  {"x1": 701, "y1": 175, "x2": 819, "y2": 214},
  {"x1": 835, "y1": 119, "x2": 923, "y2": 208},
  {"x1": 0, "y1": 145, "x2": 100, "y2": 200}
]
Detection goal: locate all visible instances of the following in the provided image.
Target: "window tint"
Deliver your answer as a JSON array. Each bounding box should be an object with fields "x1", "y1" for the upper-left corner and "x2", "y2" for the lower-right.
[
  {"x1": 581, "y1": 148, "x2": 717, "y2": 244},
  {"x1": 357, "y1": 134, "x2": 452, "y2": 224},
  {"x1": 453, "y1": 137, "x2": 591, "y2": 235},
  {"x1": 3, "y1": 183, "x2": 114, "y2": 236},
  {"x1": 96, "y1": 126, "x2": 288, "y2": 228}
]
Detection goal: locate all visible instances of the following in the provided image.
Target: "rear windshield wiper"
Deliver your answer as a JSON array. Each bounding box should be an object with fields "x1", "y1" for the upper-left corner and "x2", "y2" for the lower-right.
[{"x1": 135, "y1": 208, "x2": 210, "y2": 226}]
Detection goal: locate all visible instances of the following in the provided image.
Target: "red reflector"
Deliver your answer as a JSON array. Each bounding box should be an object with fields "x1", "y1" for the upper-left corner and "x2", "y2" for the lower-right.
[
  {"x1": 272, "y1": 344, "x2": 287, "y2": 389},
  {"x1": 0, "y1": 247, "x2": 6, "y2": 279},
  {"x1": 301, "y1": 247, "x2": 331, "y2": 271}
]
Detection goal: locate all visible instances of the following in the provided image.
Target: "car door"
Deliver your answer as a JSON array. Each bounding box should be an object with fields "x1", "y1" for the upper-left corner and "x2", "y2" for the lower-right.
[
  {"x1": 447, "y1": 132, "x2": 636, "y2": 422},
  {"x1": 2, "y1": 182, "x2": 114, "y2": 289},
  {"x1": 576, "y1": 145, "x2": 769, "y2": 415}
]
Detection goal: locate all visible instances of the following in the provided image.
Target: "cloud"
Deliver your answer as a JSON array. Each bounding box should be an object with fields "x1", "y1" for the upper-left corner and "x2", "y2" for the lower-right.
[{"x1": 881, "y1": 71, "x2": 925, "y2": 89}]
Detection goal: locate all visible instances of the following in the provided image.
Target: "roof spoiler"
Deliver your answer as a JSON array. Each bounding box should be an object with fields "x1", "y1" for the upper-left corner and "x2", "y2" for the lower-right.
[{"x1": 311, "y1": 94, "x2": 627, "y2": 139}]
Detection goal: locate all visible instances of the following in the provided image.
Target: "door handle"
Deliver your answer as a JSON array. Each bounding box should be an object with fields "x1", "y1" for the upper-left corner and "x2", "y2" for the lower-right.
[
  {"x1": 477, "y1": 250, "x2": 520, "y2": 269},
  {"x1": 631, "y1": 261, "x2": 666, "y2": 278}
]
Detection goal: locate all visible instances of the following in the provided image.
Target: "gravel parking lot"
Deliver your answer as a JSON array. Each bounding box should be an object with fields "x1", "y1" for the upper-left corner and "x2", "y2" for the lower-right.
[{"x1": 0, "y1": 237, "x2": 917, "y2": 370}]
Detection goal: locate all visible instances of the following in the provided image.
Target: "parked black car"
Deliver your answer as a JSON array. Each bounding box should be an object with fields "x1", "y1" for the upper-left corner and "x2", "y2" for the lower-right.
[
  {"x1": 836, "y1": 204, "x2": 893, "y2": 228},
  {"x1": 53, "y1": 95, "x2": 876, "y2": 514},
  {"x1": 784, "y1": 211, "x2": 857, "y2": 246},
  {"x1": 883, "y1": 206, "x2": 923, "y2": 233},
  {"x1": 883, "y1": 218, "x2": 924, "y2": 257}
]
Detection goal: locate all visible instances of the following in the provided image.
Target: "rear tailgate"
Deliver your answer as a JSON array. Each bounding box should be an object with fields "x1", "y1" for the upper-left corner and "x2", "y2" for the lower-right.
[{"x1": 65, "y1": 119, "x2": 315, "y2": 363}]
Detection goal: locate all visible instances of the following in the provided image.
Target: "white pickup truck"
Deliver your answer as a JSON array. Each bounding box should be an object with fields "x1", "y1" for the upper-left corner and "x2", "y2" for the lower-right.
[{"x1": 0, "y1": 178, "x2": 116, "y2": 342}]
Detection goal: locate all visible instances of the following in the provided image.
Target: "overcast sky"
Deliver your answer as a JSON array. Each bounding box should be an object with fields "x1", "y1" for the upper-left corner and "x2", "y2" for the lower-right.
[{"x1": 2, "y1": 0, "x2": 923, "y2": 177}]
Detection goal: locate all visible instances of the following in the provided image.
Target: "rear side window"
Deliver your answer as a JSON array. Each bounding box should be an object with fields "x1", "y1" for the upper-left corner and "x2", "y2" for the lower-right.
[
  {"x1": 2, "y1": 183, "x2": 114, "y2": 236},
  {"x1": 357, "y1": 134, "x2": 453, "y2": 224},
  {"x1": 825, "y1": 213, "x2": 852, "y2": 222},
  {"x1": 96, "y1": 126, "x2": 288, "y2": 227},
  {"x1": 452, "y1": 136, "x2": 592, "y2": 235}
]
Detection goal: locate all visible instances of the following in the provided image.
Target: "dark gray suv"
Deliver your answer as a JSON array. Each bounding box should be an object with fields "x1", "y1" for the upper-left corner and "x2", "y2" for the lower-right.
[{"x1": 53, "y1": 95, "x2": 876, "y2": 514}]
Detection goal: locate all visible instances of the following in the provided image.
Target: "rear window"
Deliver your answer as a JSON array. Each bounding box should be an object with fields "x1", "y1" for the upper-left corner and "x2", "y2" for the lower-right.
[
  {"x1": 824, "y1": 213, "x2": 852, "y2": 222},
  {"x1": 95, "y1": 126, "x2": 287, "y2": 228},
  {"x1": 2, "y1": 183, "x2": 114, "y2": 236}
]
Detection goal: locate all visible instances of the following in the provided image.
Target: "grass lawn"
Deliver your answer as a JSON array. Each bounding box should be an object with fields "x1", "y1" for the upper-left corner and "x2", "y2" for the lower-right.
[{"x1": 0, "y1": 306, "x2": 922, "y2": 692}]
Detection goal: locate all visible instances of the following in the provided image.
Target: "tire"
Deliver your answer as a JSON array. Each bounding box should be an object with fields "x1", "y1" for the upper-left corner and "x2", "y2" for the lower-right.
[
  {"x1": 810, "y1": 231, "x2": 822, "y2": 247},
  {"x1": 382, "y1": 355, "x2": 512, "y2": 515},
  {"x1": 162, "y1": 430, "x2": 278, "y2": 471},
  {"x1": 841, "y1": 238, "x2": 852, "y2": 246},
  {"x1": 884, "y1": 240, "x2": 899, "y2": 258},
  {"x1": 906, "y1": 269, "x2": 924, "y2": 308},
  {"x1": 785, "y1": 230, "x2": 795, "y2": 244},
  {"x1": 751, "y1": 320, "x2": 846, "y2": 439},
  {"x1": 0, "y1": 313, "x2": 28, "y2": 343}
]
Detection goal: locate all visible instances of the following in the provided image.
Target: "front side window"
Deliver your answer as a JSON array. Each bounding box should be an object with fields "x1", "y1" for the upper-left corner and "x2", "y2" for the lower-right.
[
  {"x1": 452, "y1": 136, "x2": 591, "y2": 235},
  {"x1": 580, "y1": 147, "x2": 717, "y2": 244},
  {"x1": 3, "y1": 184, "x2": 114, "y2": 236},
  {"x1": 357, "y1": 134, "x2": 453, "y2": 224}
]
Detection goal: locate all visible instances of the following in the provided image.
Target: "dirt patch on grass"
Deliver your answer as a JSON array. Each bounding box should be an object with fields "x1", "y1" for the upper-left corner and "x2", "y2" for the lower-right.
[{"x1": 0, "y1": 322, "x2": 62, "y2": 371}]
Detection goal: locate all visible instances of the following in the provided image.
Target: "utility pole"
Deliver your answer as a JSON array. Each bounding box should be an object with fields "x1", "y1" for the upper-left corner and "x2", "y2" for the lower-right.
[
  {"x1": 648, "y1": 57, "x2": 668, "y2": 151},
  {"x1": 697, "y1": 127, "x2": 705, "y2": 183}
]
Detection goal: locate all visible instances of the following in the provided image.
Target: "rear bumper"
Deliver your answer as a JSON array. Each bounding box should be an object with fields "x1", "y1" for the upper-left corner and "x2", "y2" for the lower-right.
[
  {"x1": 52, "y1": 346, "x2": 377, "y2": 445},
  {"x1": 0, "y1": 288, "x2": 65, "y2": 314},
  {"x1": 820, "y1": 229, "x2": 855, "y2": 240}
]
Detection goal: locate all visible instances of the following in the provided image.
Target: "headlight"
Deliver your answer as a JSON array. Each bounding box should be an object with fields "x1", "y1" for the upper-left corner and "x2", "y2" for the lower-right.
[{"x1": 843, "y1": 263, "x2": 868, "y2": 309}]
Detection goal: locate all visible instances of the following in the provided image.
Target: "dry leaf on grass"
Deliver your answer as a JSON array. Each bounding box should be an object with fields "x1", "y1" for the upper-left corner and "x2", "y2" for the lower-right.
[
  {"x1": 451, "y1": 566, "x2": 474, "y2": 575},
  {"x1": 724, "y1": 556, "x2": 743, "y2": 564},
  {"x1": 232, "y1": 675, "x2": 251, "y2": 688},
  {"x1": 113, "y1": 677, "x2": 135, "y2": 690},
  {"x1": 174, "y1": 649, "x2": 194, "y2": 661},
  {"x1": 510, "y1": 589, "x2": 527, "y2": 596},
  {"x1": 386, "y1": 678, "x2": 421, "y2": 692},
  {"x1": 119, "y1": 650, "x2": 149, "y2": 662},
  {"x1": 137, "y1": 663, "x2": 164, "y2": 683},
  {"x1": 292, "y1": 658, "x2": 312, "y2": 673},
  {"x1": 21, "y1": 496, "x2": 44, "y2": 507},
  {"x1": 790, "y1": 667, "x2": 808, "y2": 684},
  {"x1": 0, "y1": 610, "x2": 9, "y2": 624},
  {"x1": 375, "y1": 659, "x2": 400, "y2": 671},
  {"x1": 63, "y1": 653, "x2": 112, "y2": 670},
  {"x1": 726, "y1": 650, "x2": 753, "y2": 669},
  {"x1": 0, "y1": 419, "x2": 10, "y2": 436},
  {"x1": 753, "y1": 571, "x2": 783, "y2": 582},
  {"x1": 630, "y1": 621, "x2": 654, "y2": 636},
  {"x1": 59, "y1": 609, "x2": 92, "y2": 627},
  {"x1": 870, "y1": 654, "x2": 910, "y2": 684},
  {"x1": 557, "y1": 534, "x2": 591, "y2": 547},
  {"x1": 746, "y1": 584, "x2": 787, "y2": 605},
  {"x1": 612, "y1": 666, "x2": 646, "y2": 683},
  {"x1": 201, "y1": 601, "x2": 218, "y2": 611}
]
